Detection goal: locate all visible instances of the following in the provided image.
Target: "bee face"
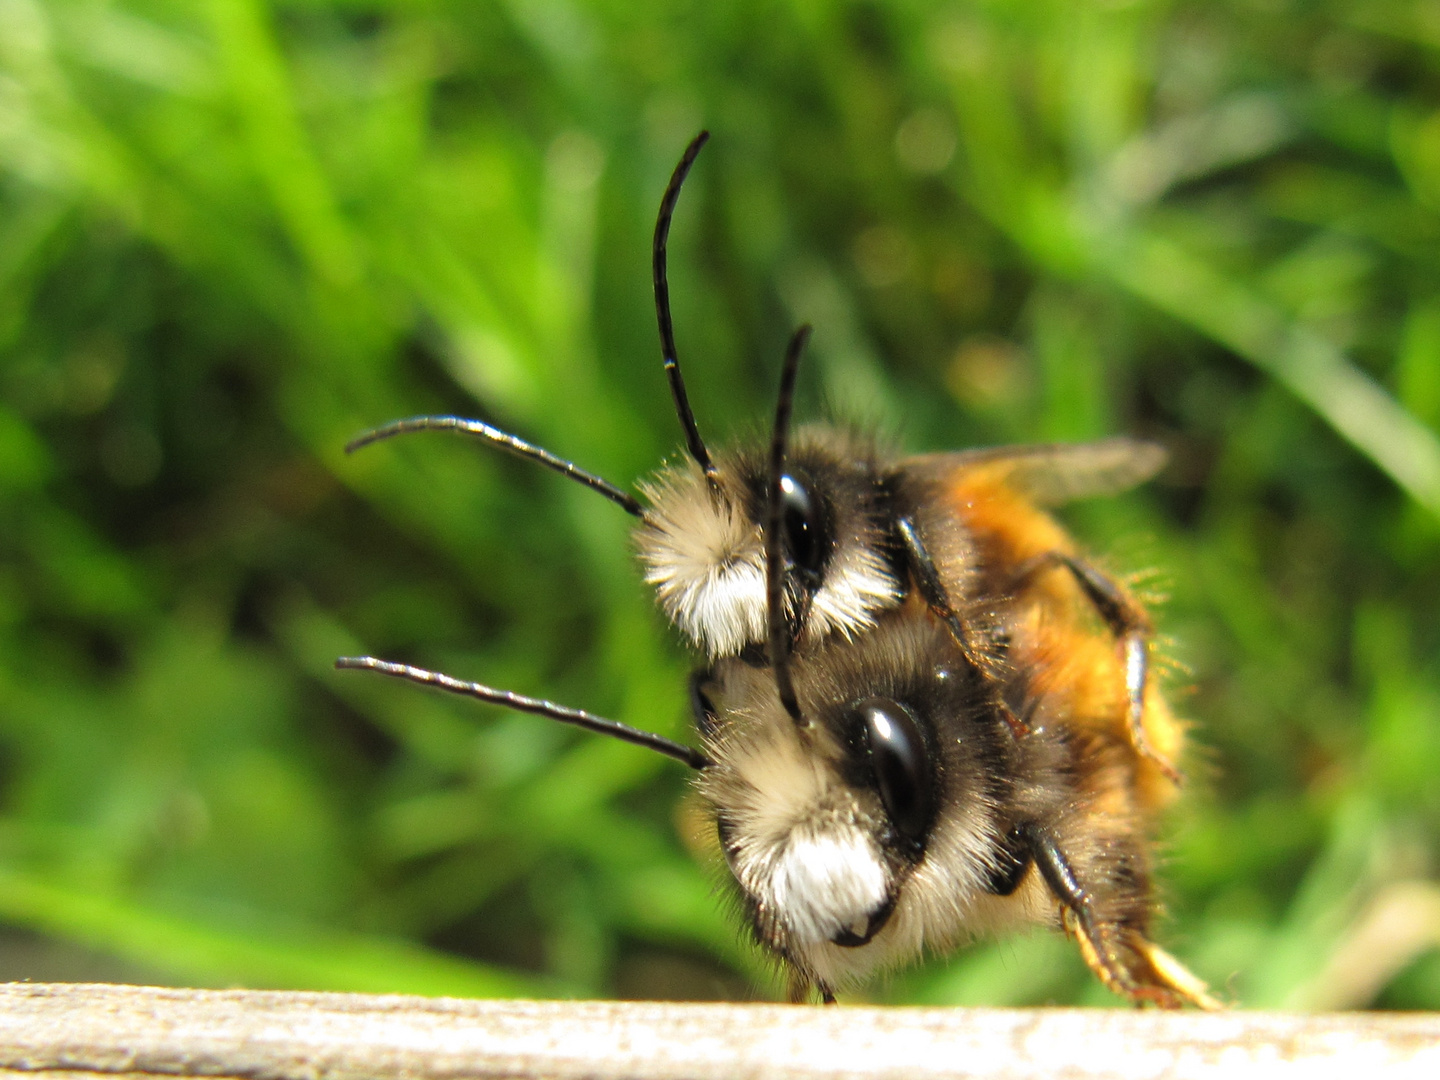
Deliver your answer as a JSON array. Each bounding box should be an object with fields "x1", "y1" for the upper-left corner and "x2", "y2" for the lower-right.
[
  {"x1": 637, "y1": 426, "x2": 903, "y2": 658},
  {"x1": 698, "y1": 614, "x2": 1019, "y2": 989}
]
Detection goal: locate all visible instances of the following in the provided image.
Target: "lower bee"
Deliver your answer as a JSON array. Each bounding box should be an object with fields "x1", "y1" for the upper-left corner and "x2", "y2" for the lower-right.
[{"x1": 695, "y1": 607, "x2": 1212, "y2": 1007}]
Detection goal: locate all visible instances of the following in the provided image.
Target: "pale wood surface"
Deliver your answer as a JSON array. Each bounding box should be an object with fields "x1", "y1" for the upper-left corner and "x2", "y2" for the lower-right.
[{"x1": 0, "y1": 982, "x2": 1437, "y2": 1080}]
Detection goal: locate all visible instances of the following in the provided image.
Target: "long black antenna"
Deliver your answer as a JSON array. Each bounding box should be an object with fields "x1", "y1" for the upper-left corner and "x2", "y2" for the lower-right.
[
  {"x1": 766, "y1": 325, "x2": 812, "y2": 730},
  {"x1": 654, "y1": 131, "x2": 717, "y2": 483},
  {"x1": 346, "y1": 415, "x2": 643, "y2": 517},
  {"x1": 336, "y1": 657, "x2": 711, "y2": 770}
]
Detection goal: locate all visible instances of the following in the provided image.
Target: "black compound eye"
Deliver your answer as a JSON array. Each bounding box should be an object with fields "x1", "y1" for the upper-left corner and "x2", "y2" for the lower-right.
[
  {"x1": 857, "y1": 697, "x2": 934, "y2": 843},
  {"x1": 780, "y1": 473, "x2": 828, "y2": 578}
]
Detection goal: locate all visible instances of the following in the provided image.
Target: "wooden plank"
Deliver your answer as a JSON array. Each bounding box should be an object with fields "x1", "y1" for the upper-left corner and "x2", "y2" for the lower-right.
[{"x1": 0, "y1": 983, "x2": 1436, "y2": 1080}]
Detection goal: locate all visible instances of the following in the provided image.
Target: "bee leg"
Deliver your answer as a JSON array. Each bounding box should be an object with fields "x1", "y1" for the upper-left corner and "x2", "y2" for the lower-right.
[
  {"x1": 1024, "y1": 822, "x2": 1208, "y2": 1008},
  {"x1": 786, "y1": 973, "x2": 810, "y2": 1003},
  {"x1": 1056, "y1": 556, "x2": 1181, "y2": 784},
  {"x1": 896, "y1": 516, "x2": 1027, "y2": 739},
  {"x1": 983, "y1": 825, "x2": 1032, "y2": 896},
  {"x1": 1022, "y1": 822, "x2": 1147, "y2": 1004},
  {"x1": 1011, "y1": 552, "x2": 1180, "y2": 783},
  {"x1": 1065, "y1": 910, "x2": 1217, "y2": 1010},
  {"x1": 1132, "y1": 941, "x2": 1224, "y2": 1011},
  {"x1": 786, "y1": 974, "x2": 836, "y2": 1005},
  {"x1": 1059, "y1": 907, "x2": 1164, "y2": 1006}
]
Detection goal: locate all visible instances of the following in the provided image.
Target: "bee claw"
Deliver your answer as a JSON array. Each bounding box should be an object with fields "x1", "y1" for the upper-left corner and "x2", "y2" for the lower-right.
[{"x1": 1064, "y1": 909, "x2": 1221, "y2": 1010}]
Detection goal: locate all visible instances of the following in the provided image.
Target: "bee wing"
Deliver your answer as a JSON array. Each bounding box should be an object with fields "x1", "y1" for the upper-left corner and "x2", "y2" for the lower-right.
[{"x1": 900, "y1": 437, "x2": 1167, "y2": 505}]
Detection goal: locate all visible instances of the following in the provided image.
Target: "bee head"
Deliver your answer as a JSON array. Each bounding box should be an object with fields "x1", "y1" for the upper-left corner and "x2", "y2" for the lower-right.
[
  {"x1": 636, "y1": 427, "x2": 903, "y2": 658},
  {"x1": 695, "y1": 614, "x2": 1014, "y2": 989}
]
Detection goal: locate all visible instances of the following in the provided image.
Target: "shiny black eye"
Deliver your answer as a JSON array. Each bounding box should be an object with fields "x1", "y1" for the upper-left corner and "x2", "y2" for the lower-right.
[
  {"x1": 857, "y1": 697, "x2": 933, "y2": 842},
  {"x1": 780, "y1": 472, "x2": 828, "y2": 578}
]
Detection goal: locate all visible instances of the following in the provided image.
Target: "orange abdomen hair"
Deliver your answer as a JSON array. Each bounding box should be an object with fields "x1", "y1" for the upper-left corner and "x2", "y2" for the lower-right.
[{"x1": 944, "y1": 470, "x2": 1184, "y2": 810}]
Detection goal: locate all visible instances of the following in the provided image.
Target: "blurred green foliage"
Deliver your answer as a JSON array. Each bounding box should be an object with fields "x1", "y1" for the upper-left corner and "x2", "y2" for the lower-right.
[{"x1": 1, "y1": 0, "x2": 1439, "y2": 1008}]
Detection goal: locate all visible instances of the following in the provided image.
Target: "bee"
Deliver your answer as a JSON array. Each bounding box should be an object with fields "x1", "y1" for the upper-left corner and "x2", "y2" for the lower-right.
[{"x1": 337, "y1": 135, "x2": 1215, "y2": 1006}]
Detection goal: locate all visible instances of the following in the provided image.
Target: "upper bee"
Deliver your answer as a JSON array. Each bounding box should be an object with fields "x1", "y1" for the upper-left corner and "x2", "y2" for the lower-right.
[
  {"x1": 337, "y1": 118, "x2": 1172, "y2": 776},
  {"x1": 636, "y1": 427, "x2": 902, "y2": 658},
  {"x1": 337, "y1": 130, "x2": 1166, "y2": 684}
]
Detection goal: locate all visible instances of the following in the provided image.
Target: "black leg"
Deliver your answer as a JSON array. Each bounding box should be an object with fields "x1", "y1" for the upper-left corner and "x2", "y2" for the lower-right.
[
  {"x1": 1020, "y1": 822, "x2": 1136, "y2": 998},
  {"x1": 1024, "y1": 822, "x2": 1208, "y2": 1008},
  {"x1": 896, "y1": 516, "x2": 1026, "y2": 738},
  {"x1": 983, "y1": 825, "x2": 1032, "y2": 897},
  {"x1": 787, "y1": 973, "x2": 815, "y2": 1004},
  {"x1": 1010, "y1": 552, "x2": 1179, "y2": 782},
  {"x1": 1023, "y1": 822, "x2": 1092, "y2": 924}
]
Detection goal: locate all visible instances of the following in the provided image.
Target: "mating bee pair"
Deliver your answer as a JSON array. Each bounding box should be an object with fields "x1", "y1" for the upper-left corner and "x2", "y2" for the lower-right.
[{"x1": 339, "y1": 134, "x2": 1218, "y2": 1009}]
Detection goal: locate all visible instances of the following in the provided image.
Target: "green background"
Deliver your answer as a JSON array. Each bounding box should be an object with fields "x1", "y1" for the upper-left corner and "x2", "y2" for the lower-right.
[{"x1": 2, "y1": 0, "x2": 1438, "y2": 1008}]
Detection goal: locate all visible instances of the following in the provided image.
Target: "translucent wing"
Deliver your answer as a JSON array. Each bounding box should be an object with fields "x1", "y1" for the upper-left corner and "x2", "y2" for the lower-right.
[{"x1": 900, "y1": 437, "x2": 1167, "y2": 505}]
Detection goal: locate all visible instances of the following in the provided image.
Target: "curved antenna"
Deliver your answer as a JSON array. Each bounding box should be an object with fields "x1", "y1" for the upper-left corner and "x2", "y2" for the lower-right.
[
  {"x1": 653, "y1": 131, "x2": 717, "y2": 482},
  {"x1": 346, "y1": 415, "x2": 643, "y2": 518},
  {"x1": 336, "y1": 656, "x2": 710, "y2": 770},
  {"x1": 765, "y1": 325, "x2": 812, "y2": 730}
]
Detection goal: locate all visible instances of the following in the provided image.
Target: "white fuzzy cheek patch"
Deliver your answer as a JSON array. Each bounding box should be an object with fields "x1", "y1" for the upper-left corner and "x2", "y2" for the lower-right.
[
  {"x1": 667, "y1": 557, "x2": 768, "y2": 658},
  {"x1": 757, "y1": 833, "x2": 889, "y2": 946},
  {"x1": 647, "y1": 548, "x2": 902, "y2": 658}
]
